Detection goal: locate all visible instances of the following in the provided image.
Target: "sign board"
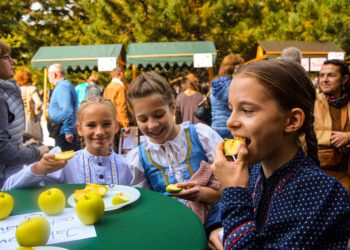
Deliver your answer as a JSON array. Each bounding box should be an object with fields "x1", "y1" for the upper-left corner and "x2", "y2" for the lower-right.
[
  {"x1": 301, "y1": 58, "x2": 310, "y2": 71},
  {"x1": 310, "y1": 58, "x2": 327, "y2": 71},
  {"x1": 0, "y1": 209, "x2": 96, "y2": 249},
  {"x1": 328, "y1": 52, "x2": 345, "y2": 60},
  {"x1": 193, "y1": 53, "x2": 213, "y2": 68},
  {"x1": 98, "y1": 57, "x2": 117, "y2": 72}
]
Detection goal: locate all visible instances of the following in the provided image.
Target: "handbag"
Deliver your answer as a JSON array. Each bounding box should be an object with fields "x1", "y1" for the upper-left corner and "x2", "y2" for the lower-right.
[
  {"x1": 24, "y1": 88, "x2": 43, "y2": 141},
  {"x1": 317, "y1": 147, "x2": 343, "y2": 169},
  {"x1": 47, "y1": 117, "x2": 63, "y2": 138},
  {"x1": 194, "y1": 89, "x2": 212, "y2": 125},
  {"x1": 318, "y1": 106, "x2": 347, "y2": 169}
]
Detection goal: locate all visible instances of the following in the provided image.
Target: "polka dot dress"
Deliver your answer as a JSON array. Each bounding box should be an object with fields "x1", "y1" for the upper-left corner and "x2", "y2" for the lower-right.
[{"x1": 221, "y1": 149, "x2": 350, "y2": 249}]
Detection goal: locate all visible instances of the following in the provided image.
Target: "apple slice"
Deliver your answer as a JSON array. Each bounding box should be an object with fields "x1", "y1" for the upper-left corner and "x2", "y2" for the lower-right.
[
  {"x1": 166, "y1": 184, "x2": 183, "y2": 193},
  {"x1": 85, "y1": 184, "x2": 108, "y2": 197},
  {"x1": 223, "y1": 137, "x2": 246, "y2": 158},
  {"x1": 111, "y1": 192, "x2": 130, "y2": 205},
  {"x1": 74, "y1": 189, "x2": 93, "y2": 201},
  {"x1": 54, "y1": 150, "x2": 75, "y2": 161}
]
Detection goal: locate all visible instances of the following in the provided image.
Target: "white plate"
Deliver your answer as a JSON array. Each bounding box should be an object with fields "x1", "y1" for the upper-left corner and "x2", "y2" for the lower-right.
[{"x1": 67, "y1": 185, "x2": 140, "y2": 211}]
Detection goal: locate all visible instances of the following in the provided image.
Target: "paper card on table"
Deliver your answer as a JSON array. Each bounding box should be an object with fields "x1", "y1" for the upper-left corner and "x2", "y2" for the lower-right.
[{"x1": 0, "y1": 208, "x2": 96, "y2": 250}]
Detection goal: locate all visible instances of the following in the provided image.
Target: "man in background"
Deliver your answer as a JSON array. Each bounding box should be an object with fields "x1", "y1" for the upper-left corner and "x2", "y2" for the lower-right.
[
  {"x1": 48, "y1": 63, "x2": 80, "y2": 151},
  {"x1": 281, "y1": 46, "x2": 302, "y2": 64},
  {"x1": 103, "y1": 67, "x2": 130, "y2": 152}
]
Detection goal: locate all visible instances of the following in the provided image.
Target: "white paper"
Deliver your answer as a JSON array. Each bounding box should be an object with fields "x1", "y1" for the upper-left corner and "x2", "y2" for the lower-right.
[
  {"x1": 97, "y1": 57, "x2": 117, "y2": 72},
  {"x1": 0, "y1": 208, "x2": 96, "y2": 250},
  {"x1": 328, "y1": 52, "x2": 345, "y2": 60},
  {"x1": 193, "y1": 53, "x2": 213, "y2": 68},
  {"x1": 310, "y1": 58, "x2": 327, "y2": 71},
  {"x1": 301, "y1": 58, "x2": 309, "y2": 71}
]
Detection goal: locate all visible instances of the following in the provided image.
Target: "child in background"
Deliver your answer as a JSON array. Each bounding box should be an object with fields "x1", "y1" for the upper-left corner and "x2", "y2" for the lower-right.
[
  {"x1": 210, "y1": 59, "x2": 350, "y2": 249},
  {"x1": 3, "y1": 97, "x2": 132, "y2": 189},
  {"x1": 126, "y1": 71, "x2": 222, "y2": 223}
]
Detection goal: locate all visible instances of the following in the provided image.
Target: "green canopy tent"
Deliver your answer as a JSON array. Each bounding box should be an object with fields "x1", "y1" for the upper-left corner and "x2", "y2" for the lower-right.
[
  {"x1": 31, "y1": 44, "x2": 126, "y2": 119},
  {"x1": 126, "y1": 41, "x2": 217, "y2": 82}
]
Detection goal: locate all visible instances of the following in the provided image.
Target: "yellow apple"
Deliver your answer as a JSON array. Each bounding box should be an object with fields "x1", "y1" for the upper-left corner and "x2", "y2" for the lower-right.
[
  {"x1": 54, "y1": 150, "x2": 75, "y2": 161},
  {"x1": 0, "y1": 192, "x2": 14, "y2": 220},
  {"x1": 16, "y1": 216, "x2": 50, "y2": 247},
  {"x1": 111, "y1": 192, "x2": 130, "y2": 205},
  {"x1": 166, "y1": 184, "x2": 183, "y2": 193},
  {"x1": 38, "y1": 188, "x2": 66, "y2": 215},
  {"x1": 223, "y1": 137, "x2": 246, "y2": 158},
  {"x1": 76, "y1": 193, "x2": 105, "y2": 225}
]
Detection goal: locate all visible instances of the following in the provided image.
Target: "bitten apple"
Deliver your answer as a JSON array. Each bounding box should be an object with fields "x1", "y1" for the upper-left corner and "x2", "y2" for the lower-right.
[
  {"x1": 111, "y1": 192, "x2": 130, "y2": 205},
  {"x1": 0, "y1": 192, "x2": 14, "y2": 220},
  {"x1": 16, "y1": 216, "x2": 50, "y2": 247},
  {"x1": 165, "y1": 184, "x2": 183, "y2": 193},
  {"x1": 223, "y1": 137, "x2": 246, "y2": 160},
  {"x1": 38, "y1": 188, "x2": 66, "y2": 215},
  {"x1": 76, "y1": 193, "x2": 105, "y2": 225}
]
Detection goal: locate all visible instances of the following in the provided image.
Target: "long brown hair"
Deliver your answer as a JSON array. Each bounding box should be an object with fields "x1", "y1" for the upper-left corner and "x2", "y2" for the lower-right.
[{"x1": 236, "y1": 59, "x2": 319, "y2": 166}]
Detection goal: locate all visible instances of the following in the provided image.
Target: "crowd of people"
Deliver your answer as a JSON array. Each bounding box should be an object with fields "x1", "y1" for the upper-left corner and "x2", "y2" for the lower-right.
[{"x1": 1, "y1": 39, "x2": 350, "y2": 249}]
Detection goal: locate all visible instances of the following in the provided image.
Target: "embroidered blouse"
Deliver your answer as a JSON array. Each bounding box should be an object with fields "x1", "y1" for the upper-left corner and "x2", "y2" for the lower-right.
[
  {"x1": 2, "y1": 148, "x2": 133, "y2": 190},
  {"x1": 126, "y1": 122, "x2": 223, "y2": 188},
  {"x1": 221, "y1": 149, "x2": 350, "y2": 249}
]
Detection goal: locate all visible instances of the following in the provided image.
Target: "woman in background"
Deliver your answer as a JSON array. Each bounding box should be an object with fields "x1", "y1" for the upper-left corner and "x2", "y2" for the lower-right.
[
  {"x1": 175, "y1": 74, "x2": 204, "y2": 124},
  {"x1": 210, "y1": 54, "x2": 244, "y2": 139},
  {"x1": 314, "y1": 59, "x2": 350, "y2": 192},
  {"x1": 15, "y1": 69, "x2": 43, "y2": 142}
]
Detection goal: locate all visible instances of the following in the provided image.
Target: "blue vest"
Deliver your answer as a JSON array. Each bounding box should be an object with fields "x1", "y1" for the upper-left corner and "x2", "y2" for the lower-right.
[{"x1": 139, "y1": 125, "x2": 207, "y2": 194}]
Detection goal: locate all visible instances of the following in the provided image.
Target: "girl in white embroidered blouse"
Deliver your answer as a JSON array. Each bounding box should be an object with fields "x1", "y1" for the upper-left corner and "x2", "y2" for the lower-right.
[
  {"x1": 3, "y1": 97, "x2": 133, "y2": 189},
  {"x1": 125, "y1": 71, "x2": 222, "y2": 223}
]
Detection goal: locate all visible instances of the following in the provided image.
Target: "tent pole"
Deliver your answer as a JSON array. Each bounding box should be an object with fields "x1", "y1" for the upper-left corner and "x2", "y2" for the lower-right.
[
  {"x1": 208, "y1": 67, "x2": 214, "y2": 85},
  {"x1": 132, "y1": 64, "x2": 137, "y2": 79},
  {"x1": 43, "y1": 68, "x2": 48, "y2": 121}
]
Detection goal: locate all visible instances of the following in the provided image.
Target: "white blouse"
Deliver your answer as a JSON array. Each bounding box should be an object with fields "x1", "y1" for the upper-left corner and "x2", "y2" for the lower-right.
[
  {"x1": 126, "y1": 122, "x2": 223, "y2": 188},
  {"x1": 2, "y1": 148, "x2": 133, "y2": 190}
]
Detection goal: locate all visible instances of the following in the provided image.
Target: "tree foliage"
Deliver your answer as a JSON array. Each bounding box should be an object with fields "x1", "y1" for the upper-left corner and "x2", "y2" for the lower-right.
[{"x1": 1, "y1": 0, "x2": 349, "y2": 84}]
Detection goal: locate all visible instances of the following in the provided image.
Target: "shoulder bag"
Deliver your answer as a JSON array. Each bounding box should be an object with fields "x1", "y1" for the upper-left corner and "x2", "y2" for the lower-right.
[
  {"x1": 318, "y1": 106, "x2": 347, "y2": 169},
  {"x1": 24, "y1": 88, "x2": 43, "y2": 141},
  {"x1": 194, "y1": 89, "x2": 212, "y2": 125}
]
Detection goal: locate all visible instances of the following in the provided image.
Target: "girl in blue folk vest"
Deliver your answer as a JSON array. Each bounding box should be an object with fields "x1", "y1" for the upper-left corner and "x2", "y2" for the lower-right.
[{"x1": 126, "y1": 71, "x2": 222, "y2": 223}]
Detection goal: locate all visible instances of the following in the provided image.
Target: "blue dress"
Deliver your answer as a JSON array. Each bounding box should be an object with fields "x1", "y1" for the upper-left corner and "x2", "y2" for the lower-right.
[{"x1": 221, "y1": 149, "x2": 350, "y2": 249}]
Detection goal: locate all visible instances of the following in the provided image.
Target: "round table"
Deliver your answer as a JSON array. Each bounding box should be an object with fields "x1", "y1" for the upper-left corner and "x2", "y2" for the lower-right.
[{"x1": 7, "y1": 184, "x2": 207, "y2": 249}]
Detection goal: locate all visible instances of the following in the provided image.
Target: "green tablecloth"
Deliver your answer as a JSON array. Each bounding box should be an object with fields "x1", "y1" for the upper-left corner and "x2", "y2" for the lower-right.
[{"x1": 7, "y1": 184, "x2": 207, "y2": 250}]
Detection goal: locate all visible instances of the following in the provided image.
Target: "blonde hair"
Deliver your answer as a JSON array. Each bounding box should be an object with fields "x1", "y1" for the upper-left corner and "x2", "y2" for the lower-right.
[
  {"x1": 0, "y1": 41, "x2": 11, "y2": 57},
  {"x1": 77, "y1": 96, "x2": 117, "y2": 124},
  {"x1": 14, "y1": 69, "x2": 32, "y2": 86}
]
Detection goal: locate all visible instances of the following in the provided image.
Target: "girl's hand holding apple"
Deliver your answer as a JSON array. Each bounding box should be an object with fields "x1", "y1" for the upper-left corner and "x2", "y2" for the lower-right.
[
  {"x1": 211, "y1": 141, "x2": 249, "y2": 189},
  {"x1": 31, "y1": 153, "x2": 67, "y2": 176},
  {"x1": 175, "y1": 181, "x2": 201, "y2": 201}
]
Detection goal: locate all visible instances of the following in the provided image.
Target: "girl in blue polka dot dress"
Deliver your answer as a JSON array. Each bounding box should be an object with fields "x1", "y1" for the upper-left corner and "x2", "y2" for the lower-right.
[
  {"x1": 210, "y1": 59, "x2": 350, "y2": 249},
  {"x1": 3, "y1": 97, "x2": 133, "y2": 189}
]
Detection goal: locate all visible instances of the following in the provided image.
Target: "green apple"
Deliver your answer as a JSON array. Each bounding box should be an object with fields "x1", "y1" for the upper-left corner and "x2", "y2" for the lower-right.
[
  {"x1": 0, "y1": 192, "x2": 14, "y2": 220},
  {"x1": 76, "y1": 193, "x2": 105, "y2": 225},
  {"x1": 38, "y1": 188, "x2": 66, "y2": 215},
  {"x1": 16, "y1": 216, "x2": 50, "y2": 247},
  {"x1": 166, "y1": 184, "x2": 183, "y2": 193}
]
